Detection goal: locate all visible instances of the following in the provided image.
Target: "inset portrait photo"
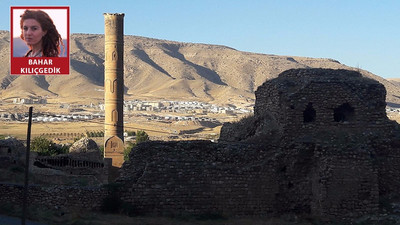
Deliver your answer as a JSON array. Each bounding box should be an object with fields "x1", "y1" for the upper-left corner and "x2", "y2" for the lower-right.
[{"x1": 10, "y1": 6, "x2": 70, "y2": 75}]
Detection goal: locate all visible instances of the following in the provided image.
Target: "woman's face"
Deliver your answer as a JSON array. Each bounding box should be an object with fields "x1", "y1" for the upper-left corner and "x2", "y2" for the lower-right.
[{"x1": 22, "y1": 18, "x2": 46, "y2": 47}]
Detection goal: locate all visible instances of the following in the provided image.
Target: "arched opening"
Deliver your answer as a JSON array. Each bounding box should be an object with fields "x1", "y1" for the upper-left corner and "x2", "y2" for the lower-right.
[
  {"x1": 303, "y1": 103, "x2": 316, "y2": 123},
  {"x1": 334, "y1": 103, "x2": 355, "y2": 122}
]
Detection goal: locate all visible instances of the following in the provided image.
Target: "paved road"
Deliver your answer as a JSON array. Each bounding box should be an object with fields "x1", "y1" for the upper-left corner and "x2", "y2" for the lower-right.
[{"x1": 0, "y1": 215, "x2": 47, "y2": 225}]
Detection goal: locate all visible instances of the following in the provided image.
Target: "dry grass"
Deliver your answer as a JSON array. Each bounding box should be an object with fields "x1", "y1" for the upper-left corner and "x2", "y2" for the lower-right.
[
  {"x1": 0, "y1": 121, "x2": 102, "y2": 140},
  {"x1": 0, "y1": 119, "x2": 222, "y2": 143}
]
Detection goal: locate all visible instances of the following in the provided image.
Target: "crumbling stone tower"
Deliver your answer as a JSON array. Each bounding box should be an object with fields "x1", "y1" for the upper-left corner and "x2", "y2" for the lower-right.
[
  {"x1": 104, "y1": 13, "x2": 125, "y2": 168},
  {"x1": 254, "y1": 68, "x2": 390, "y2": 138}
]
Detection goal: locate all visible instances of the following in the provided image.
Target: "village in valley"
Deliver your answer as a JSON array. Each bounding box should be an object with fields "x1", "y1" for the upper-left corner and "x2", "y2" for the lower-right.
[
  {"x1": 2, "y1": 96, "x2": 400, "y2": 123},
  {"x1": 0, "y1": 96, "x2": 255, "y2": 142},
  {"x1": 1, "y1": 95, "x2": 400, "y2": 144}
]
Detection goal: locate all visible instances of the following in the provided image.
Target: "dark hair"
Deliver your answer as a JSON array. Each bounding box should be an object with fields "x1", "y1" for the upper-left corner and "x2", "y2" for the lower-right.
[{"x1": 20, "y1": 9, "x2": 64, "y2": 57}]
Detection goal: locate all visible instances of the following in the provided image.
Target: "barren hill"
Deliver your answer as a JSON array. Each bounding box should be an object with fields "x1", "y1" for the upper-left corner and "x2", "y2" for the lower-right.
[
  {"x1": 389, "y1": 78, "x2": 400, "y2": 87},
  {"x1": 0, "y1": 31, "x2": 399, "y2": 107}
]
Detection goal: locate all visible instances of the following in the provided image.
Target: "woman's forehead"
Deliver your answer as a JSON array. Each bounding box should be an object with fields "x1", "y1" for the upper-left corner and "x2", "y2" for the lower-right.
[{"x1": 23, "y1": 18, "x2": 41, "y2": 27}]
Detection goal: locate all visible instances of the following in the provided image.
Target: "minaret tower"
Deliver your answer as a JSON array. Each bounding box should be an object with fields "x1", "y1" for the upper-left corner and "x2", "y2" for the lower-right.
[{"x1": 104, "y1": 13, "x2": 124, "y2": 167}]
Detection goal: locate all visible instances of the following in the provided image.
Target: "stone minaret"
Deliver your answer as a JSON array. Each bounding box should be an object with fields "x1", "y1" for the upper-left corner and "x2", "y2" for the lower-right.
[{"x1": 104, "y1": 13, "x2": 124, "y2": 168}]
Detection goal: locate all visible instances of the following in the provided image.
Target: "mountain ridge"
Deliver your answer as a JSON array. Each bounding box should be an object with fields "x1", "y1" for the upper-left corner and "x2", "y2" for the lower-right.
[{"x1": 0, "y1": 31, "x2": 399, "y2": 107}]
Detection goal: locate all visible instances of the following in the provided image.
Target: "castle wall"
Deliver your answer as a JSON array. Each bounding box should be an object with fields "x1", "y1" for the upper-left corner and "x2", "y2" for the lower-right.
[
  {"x1": 310, "y1": 149, "x2": 379, "y2": 219},
  {"x1": 117, "y1": 141, "x2": 283, "y2": 216},
  {"x1": 116, "y1": 140, "x2": 384, "y2": 219},
  {"x1": 0, "y1": 183, "x2": 107, "y2": 210},
  {"x1": 373, "y1": 138, "x2": 400, "y2": 195},
  {"x1": 0, "y1": 138, "x2": 397, "y2": 219}
]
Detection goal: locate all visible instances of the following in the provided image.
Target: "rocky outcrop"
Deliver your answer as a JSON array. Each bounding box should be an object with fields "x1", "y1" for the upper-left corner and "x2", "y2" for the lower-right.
[{"x1": 69, "y1": 137, "x2": 102, "y2": 162}]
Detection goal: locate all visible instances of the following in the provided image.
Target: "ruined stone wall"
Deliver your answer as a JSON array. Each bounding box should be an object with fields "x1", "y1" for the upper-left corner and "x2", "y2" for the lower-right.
[
  {"x1": 115, "y1": 138, "x2": 388, "y2": 219},
  {"x1": 372, "y1": 133, "x2": 400, "y2": 195},
  {"x1": 31, "y1": 155, "x2": 110, "y2": 185},
  {"x1": 310, "y1": 145, "x2": 379, "y2": 219},
  {"x1": 117, "y1": 141, "x2": 285, "y2": 216},
  {"x1": 0, "y1": 138, "x2": 390, "y2": 220},
  {"x1": 0, "y1": 183, "x2": 107, "y2": 210}
]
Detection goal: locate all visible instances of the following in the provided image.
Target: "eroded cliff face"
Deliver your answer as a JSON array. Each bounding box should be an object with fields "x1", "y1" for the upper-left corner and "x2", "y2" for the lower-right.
[{"x1": 116, "y1": 69, "x2": 400, "y2": 221}]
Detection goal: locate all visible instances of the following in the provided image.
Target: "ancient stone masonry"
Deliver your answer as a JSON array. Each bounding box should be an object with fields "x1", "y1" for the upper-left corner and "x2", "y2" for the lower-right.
[
  {"x1": 0, "y1": 137, "x2": 25, "y2": 166},
  {"x1": 116, "y1": 68, "x2": 400, "y2": 221},
  {"x1": 0, "y1": 183, "x2": 107, "y2": 211},
  {"x1": 253, "y1": 69, "x2": 390, "y2": 138},
  {"x1": 104, "y1": 13, "x2": 125, "y2": 168},
  {"x1": 221, "y1": 68, "x2": 392, "y2": 143},
  {"x1": 117, "y1": 141, "x2": 281, "y2": 216},
  {"x1": 29, "y1": 137, "x2": 109, "y2": 185}
]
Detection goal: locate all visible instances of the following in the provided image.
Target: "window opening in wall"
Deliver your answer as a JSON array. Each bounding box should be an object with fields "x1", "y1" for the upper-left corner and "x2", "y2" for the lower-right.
[
  {"x1": 334, "y1": 103, "x2": 355, "y2": 122},
  {"x1": 303, "y1": 102, "x2": 316, "y2": 123}
]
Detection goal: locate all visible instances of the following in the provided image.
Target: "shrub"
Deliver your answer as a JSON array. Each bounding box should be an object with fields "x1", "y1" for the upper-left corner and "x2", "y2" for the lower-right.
[
  {"x1": 136, "y1": 130, "x2": 149, "y2": 143},
  {"x1": 123, "y1": 142, "x2": 136, "y2": 161},
  {"x1": 31, "y1": 136, "x2": 66, "y2": 156},
  {"x1": 99, "y1": 145, "x2": 104, "y2": 156}
]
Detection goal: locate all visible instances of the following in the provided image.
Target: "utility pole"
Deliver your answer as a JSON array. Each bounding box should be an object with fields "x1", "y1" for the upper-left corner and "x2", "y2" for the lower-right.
[{"x1": 22, "y1": 106, "x2": 33, "y2": 225}]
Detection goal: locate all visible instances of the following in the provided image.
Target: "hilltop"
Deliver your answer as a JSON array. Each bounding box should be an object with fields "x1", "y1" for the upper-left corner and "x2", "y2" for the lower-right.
[{"x1": 0, "y1": 31, "x2": 399, "y2": 107}]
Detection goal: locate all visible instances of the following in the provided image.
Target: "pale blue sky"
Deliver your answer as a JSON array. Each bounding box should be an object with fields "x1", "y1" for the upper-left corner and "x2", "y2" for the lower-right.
[{"x1": 2, "y1": 0, "x2": 399, "y2": 78}]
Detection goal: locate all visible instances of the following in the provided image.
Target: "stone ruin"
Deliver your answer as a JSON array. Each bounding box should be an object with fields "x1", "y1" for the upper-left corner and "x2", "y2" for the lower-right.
[
  {"x1": 0, "y1": 137, "x2": 25, "y2": 166},
  {"x1": 32, "y1": 137, "x2": 108, "y2": 185},
  {"x1": 0, "y1": 137, "x2": 109, "y2": 185},
  {"x1": 116, "y1": 68, "x2": 400, "y2": 220},
  {"x1": 220, "y1": 68, "x2": 391, "y2": 142}
]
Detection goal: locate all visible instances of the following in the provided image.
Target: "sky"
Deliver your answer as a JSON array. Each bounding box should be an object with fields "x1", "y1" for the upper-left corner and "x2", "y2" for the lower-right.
[{"x1": 1, "y1": 0, "x2": 399, "y2": 78}]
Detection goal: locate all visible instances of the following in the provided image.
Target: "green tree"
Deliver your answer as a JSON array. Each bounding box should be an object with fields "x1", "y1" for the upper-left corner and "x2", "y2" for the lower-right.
[
  {"x1": 31, "y1": 136, "x2": 64, "y2": 156},
  {"x1": 123, "y1": 142, "x2": 136, "y2": 161},
  {"x1": 123, "y1": 131, "x2": 149, "y2": 161},
  {"x1": 136, "y1": 130, "x2": 149, "y2": 143},
  {"x1": 99, "y1": 145, "x2": 104, "y2": 156}
]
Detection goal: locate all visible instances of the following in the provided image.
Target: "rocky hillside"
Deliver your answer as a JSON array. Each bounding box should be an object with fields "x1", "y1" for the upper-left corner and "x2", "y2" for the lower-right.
[{"x1": 0, "y1": 31, "x2": 399, "y2": 106}]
